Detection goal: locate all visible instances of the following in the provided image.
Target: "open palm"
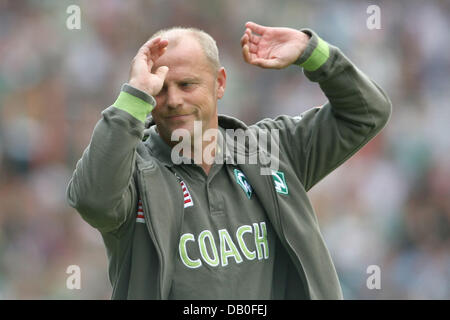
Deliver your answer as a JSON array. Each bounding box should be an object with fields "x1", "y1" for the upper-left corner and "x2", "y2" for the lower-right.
[
  {"x1": 241, "y1": 22, "x2": 310, "y2": 69},
  {"x1": 129, "y1": 37, "x2": 169, "y2": 96}
]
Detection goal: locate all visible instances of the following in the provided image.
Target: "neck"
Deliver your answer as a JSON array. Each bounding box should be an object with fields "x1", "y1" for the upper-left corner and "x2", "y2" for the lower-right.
[
  {"x1": 160, "y1": 127, "x2": 219, "y2": 176},
  {"x1": 190, "y1": 129, "x2": 218, "y2": 175}
]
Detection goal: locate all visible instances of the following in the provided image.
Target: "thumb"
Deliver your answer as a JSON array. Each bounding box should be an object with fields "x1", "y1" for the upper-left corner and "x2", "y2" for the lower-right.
[
  {"x1": 155, "y1": 66, "x2": 169, "y2": 80},
  {"x1": 252, "y1": 58, "x2": 282, "y2": 69}
]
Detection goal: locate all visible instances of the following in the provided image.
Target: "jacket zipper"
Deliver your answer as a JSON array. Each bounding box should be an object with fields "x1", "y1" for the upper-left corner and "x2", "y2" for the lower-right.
[
  {"x1": 138, "y1": 167, "x2": 164, "y2": 299},
  {"x1": 265, "y1": 173, "x2": 311, "y2": 299}
]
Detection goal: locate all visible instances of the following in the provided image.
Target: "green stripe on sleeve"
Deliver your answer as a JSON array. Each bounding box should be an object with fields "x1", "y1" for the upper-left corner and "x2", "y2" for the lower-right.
[
  {"x1": 300, "y1": 37, "x2": 330, "y2": 71},
  {"x1": 113, "y1": 91, "x2": 154, "y2": 123}
]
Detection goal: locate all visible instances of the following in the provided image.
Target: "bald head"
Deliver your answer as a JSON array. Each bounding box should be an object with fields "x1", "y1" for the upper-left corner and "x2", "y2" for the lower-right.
[{"x1": 150, "y1": 27, "x2": 221, "y2": 72}]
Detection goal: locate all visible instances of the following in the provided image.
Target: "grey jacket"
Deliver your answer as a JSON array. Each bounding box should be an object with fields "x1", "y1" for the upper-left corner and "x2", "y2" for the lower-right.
[{"x1": 66, "y1": 30, "x2": 392, "y2": 299}]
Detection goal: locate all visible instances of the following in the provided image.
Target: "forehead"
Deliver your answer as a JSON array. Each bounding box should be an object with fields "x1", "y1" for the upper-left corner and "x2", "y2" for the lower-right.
[{"x1": 152, "y1": 33, "x2": 213, "y2": 76}]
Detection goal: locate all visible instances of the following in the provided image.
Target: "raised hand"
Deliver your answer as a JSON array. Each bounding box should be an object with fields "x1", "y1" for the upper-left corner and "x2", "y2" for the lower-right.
[
  {"x1": 129, "y1": 37, "x2": 169, "y2": 96},
  {"x1": 240, "y1": 21, "x2": 310, "y2": 69}
]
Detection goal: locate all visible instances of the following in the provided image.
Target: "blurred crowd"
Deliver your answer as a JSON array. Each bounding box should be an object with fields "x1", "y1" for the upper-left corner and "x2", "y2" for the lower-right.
[{"x1": 0, "y1": 0, "x2": 449, "y2": 299}]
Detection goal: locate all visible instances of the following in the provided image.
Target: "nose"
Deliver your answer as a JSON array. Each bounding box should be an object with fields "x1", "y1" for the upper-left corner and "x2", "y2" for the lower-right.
[{"x1": 166, "y1": 85, "x2": 183, "y2": 110}]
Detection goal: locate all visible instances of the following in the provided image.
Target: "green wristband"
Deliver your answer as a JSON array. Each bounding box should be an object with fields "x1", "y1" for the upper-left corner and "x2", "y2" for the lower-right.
[
  {"x1": 300, "y1": 37, "x2": 330, "y2": 71},
  {"x1": 113, "y1": 90, "x2": 154, "y2": 123}
]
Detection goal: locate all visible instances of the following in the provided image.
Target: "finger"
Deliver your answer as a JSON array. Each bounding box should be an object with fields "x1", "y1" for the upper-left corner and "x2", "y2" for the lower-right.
[
  {"x1": 149, "y1": 40, "x2": 168, "y2": 61},
  {"x1": 157, "y1": 38, "x2": 169, "y2": 48},
  {"x1": 135, "y1": 37, "x2": 161, "y2": 64},
  {"x1": 158, "y1": 46, "x2": 167, "y2": 57},
  {"x1": 246, "y1": 28, "x2": 260, "y2": 45},
  {"x1": 242, "y1": 44, "x2": 251, "y2": 64},
  {"x1": 241, "y1": 34, "x2": 259, "y2": 55},
  {"x1": 147, "y1": 47, "x2": 167, "y2": 73},
  {"x1": 142, "y1": 37, "x2": 166, "y2": 58},
  {"x1": 141, "y1": 37, "x2": 161, "y2": 53},
  {"x1": 245, "y1": 21, "x2": 267, "y2": 35},
  {"x1": 136, "y1": 43, "x2": 150, "y2": 59},
  {"x1": 149, "y1": 38, "x2": 168, "y2": 54},
  {"x1": 154, "y1": 65, "x2": 169, "y2": 80},
  {"x1": 148, "y1": 52, "x2": 168, "y2": 74},
  {"x1": 240, "y1": 33, "x2": 249, "y2": 47}
]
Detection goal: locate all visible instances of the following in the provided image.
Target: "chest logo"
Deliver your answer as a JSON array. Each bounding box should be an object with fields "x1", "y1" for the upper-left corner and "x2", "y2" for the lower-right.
[
  {"x1": 271, "y1": 170, "x2": 288, "y2": 195},
  {"x1": 234, "y1": 169, "x2": 253, "y2": 199}
]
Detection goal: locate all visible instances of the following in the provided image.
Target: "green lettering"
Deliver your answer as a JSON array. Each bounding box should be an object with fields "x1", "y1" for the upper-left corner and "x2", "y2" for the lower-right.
[
  {"x1": 236, "y1": 225, "x2": 256, "y2": 260},
  {"x1": 253, "y1": 222, "x2": 269, "y2": 260},
  {"x1": 198, "y1": 230, "x2": 220, "y2": 267},
  {"x1": 179, "y1": 233, "x2": 201, "y2": 268},
  {"x1": 219, "y1": 229, "x2": 243, "y2": 267}
]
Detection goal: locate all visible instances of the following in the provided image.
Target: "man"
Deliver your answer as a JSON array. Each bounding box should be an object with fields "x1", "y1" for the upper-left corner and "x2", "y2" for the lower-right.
[{"x1": 66, "y1": 22, "x2": 391, "y2": 299}]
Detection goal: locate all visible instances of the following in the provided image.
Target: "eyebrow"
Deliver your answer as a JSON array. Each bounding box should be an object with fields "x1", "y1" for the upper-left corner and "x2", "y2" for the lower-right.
[
  {"x1": 179, "y1": 77, "x2": 201, "y2": 83},
  {"x1": 160, "y1": 77, "x2": 201, "y2": 89}
]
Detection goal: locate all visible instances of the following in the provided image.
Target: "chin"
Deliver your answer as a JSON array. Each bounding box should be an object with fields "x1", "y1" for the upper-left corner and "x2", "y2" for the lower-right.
[{"x1": 167, "y1": 121, "x2": 196, "y2": 143}]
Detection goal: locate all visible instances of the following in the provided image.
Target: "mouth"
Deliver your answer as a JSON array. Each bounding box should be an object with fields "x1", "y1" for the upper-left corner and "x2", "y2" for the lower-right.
[{"x1": 165, "y1": 114, "x2": 194, "y2": 121}]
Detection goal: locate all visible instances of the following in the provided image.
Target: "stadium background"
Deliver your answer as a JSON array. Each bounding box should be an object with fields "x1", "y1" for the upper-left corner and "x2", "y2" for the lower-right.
[{"x1": 0, "y1": 0, "x2": 449, "y2": 299}]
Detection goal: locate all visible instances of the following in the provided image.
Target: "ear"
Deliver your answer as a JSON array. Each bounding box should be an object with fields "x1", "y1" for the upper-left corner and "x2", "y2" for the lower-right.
[{"x1": 216, "y1": 67, "x2": 227, "y2": 100}]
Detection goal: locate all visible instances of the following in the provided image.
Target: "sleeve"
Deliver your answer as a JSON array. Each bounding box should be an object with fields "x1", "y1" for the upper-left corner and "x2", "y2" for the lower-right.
[
  {"x1": 255, "y1": 29, "x2": 392, "y2": 192},
  {"x1": 66, "y1": 84, "x2": 156, "y2": 233}
]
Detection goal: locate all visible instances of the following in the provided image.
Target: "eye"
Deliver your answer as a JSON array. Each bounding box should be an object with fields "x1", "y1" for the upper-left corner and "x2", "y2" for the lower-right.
[{"x1": 180, "y1": 82, "x2": 192, "y2": 88}]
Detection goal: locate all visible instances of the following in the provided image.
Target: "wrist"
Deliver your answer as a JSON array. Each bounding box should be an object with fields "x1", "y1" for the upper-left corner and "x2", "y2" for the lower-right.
[
  {"x1": 123, "y1": 83, "x2": 157, "y2": 107},
  {"x1": 128, "y1": 79, "x2": 153, "y2": 96},
  {"x1": 295, "y1": 30, "x2": 312, "y2": 60},
  {"x1": 294, "y1": 28, "x2": 330, "y2": 72},
  {"x1": 113, "y1": 83, "x2": 157, "y2": 123}
]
